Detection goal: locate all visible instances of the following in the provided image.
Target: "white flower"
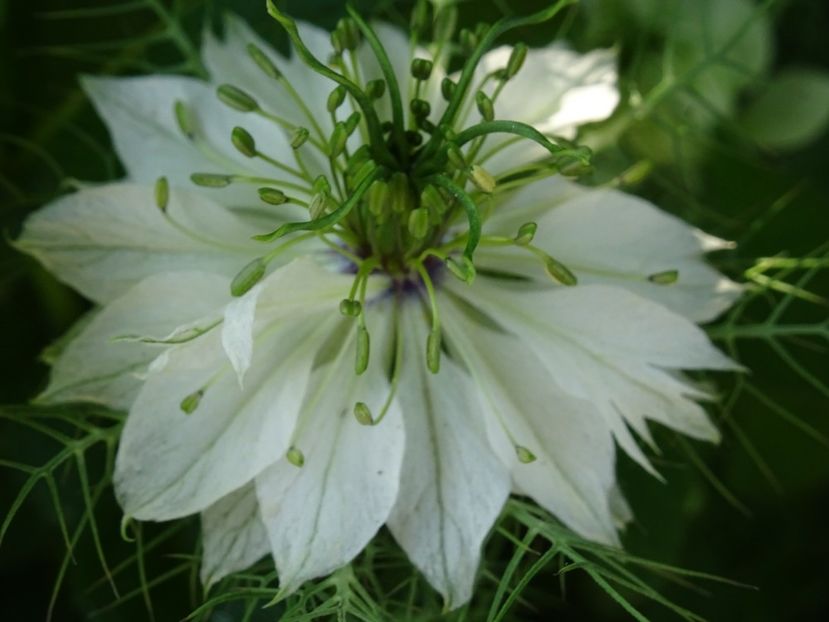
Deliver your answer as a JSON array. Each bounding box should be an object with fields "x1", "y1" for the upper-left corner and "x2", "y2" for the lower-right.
[{"x1": 17, "y1": 3, "x2": 741, "y2": 609}]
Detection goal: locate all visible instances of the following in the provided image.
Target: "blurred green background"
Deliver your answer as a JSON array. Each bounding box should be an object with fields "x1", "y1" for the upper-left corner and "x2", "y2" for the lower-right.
[{"x1": 1, "y1": 0, "x2": 827, "y2": 620}]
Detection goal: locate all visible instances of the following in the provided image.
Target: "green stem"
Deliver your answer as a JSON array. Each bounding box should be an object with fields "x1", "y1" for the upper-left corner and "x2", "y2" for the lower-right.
[{"x1": 428, "y1": 174, "x2": 481, "y2": 260}]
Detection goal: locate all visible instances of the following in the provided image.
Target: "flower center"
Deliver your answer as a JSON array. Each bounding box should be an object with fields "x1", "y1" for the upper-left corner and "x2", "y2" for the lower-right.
[
  {"x1": 161, "y1": 0, "x2": 594, "y2": 417},
  {"x1": 150, "y1": 0, "x2": 681, "y2": 451}
]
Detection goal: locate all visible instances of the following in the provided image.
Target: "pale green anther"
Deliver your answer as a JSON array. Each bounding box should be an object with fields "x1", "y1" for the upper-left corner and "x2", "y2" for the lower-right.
[
  {"x1": 309, "y1": 192, "x2": 330, "y2": 220},
  {"x1": 544, "y1": 256, "x2": 578, "y2": 286},
  {"x1": 514, "y1": 222, "x2": 537, "y2": 246},
  {"x1": 410, "y1": 98, "x2": 431, "y2": 119},
  {"x1": 327, "y1": 85, "x2": 347, "y2": 113},
  {"x1": 505, "y1": 43, "x2": 528, "y2": 79},
  {"x1": 446, "y1": 256, "x2": 476, "y2": 284},
  {"x1": 411, "y1": 58, "x2": 434, "y2": 81},
  {"x1": 345, "y1": 111, "x2": 362, "y2": 135},
  {"x1": 389, "y1": 172, "x2": 413, "y2": 213},
  {"x1": 368, "y1": 180, "x2": 390, "y2": 216},
  {"x1": 258, "y1": 187, "x2": 288, "y2": 205},
  {"x1": 408, "y1": 208, "x2": 430, "y2": 239},
  {"x1": 231, "y1": 126, "x2": 256, "y2": 158},
  {"x1": 230, "y1": 257, "x2": 266, "y2": 297},
  {"x1": 179, "y1": 389, "x2": 204, "y2": 415},
  {"x1": 174, "y1": 100, "x2": 195, "y2": 138},
  {"x1": 353, "y1": 402, "x2": 374, "y2": 426},
  {"x1": 246, "y1": 42, "x2": 282, "y2": 80},
  {"x1": 426, "y1": 330, "x2": 441, "y2": 374},
  {"x1": 420, "y1": 184, "x2": 448, "y2": 215},
  {"x1": 356, "y1": 325, "x2": 370, "y2": 375},
  {"x1": 515, "y1": 445, "x2": 537, "y2": 464},
  {"x1": 217, "y1": 84, "x2": 258, "y2": 112},
  {"x1": 329, "y1": 123, "x2": 348, "y2": 157},
  {"x1": 476, "y1": 91, "x2": 495, "y2": 121},
  {"x1": 648, "y1": 269, "x2": 679, "y2": 285},
  {"x1": 291, "y1": 127, "x2": 310, "y2": 149},
  {"x1": 339, "y1": 298, "x2": 362, "y2": 317},
  {"x1": 191, "y1": 173, "x2": 232, "y2": 188},
  {"x1": 286, "y1": 446, "x2": 305, "y2": 468},
  {"x1": 470, "y1": 164, "x2": 496, "y2": 193},
  {"x1": 154, "y1": 176, "x2": 169, "y2": 212},
  {"x1": 366, "y1": 79, "x2": 386, "y2": 100},
  {"x1": 441, "y1": 77, "x2": 456, "y2": 101}
]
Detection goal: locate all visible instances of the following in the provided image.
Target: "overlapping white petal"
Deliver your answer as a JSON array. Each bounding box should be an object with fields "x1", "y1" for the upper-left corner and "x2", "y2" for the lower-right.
[
  {"x1": 449, "y1": 278, "x2": 739, "y2": 471},
  {"x1": 387, "y1": 304, "x2": 510, "y2": 609},
  {"x1": 39, "y1": 271, "x2": 228, "y2": 410},
  {"x1": 256, "y1": 305, "x2": 404, "y2": 596},
  {"x1": 201, "y1": 484, "x2": 270, "y2": 589},
  {"x1": 115, "y1": 314, "x2": 324, "y2": 521},
  {"x1": 17, "y1": 184, "x2": 262, "y2": 303},
  {"x1": 442, "y1": 299, "x2": 618, "y2": 544},
  {"x1": 222, "y1": 283, "x2": 264, "y2": 387},
  {"x1": 478, "y1": 185, "x2": 742, "y2": 322},
  {"x1": 115, "y1": 258, "x2": 361, "y2": 521}
]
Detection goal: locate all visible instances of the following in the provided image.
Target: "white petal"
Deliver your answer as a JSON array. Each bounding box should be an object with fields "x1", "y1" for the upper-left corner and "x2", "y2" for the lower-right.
[
  {"x1": 471, "y1": 45, "x2": 619, "y2": 174},
  {"x1": 442, "y1": 299, "x2": 618, "y2": 544},
  {"x1": 255, "y1": 307, "x2": 404, "y2": 595},
  {"x1": 479, "y1": 187, "x2": 742, "y2": 322},
  {"x1": 82, "y1": 74, "x2": 309, "y2": 209},
  {"x1": 255, "y1": 256, "x2": 387, "y2": 317},
  {"x1": 17, "y1": 183, "x2": 261, "y2": 303},
  {"x1": 200, "y1": 483, "x2": 270, "y2": 589},
  {"x1": 115, "y1": 313, "x2": 330, "y2": 520},
  {"x1": 481, "y1": 175, "x2": 585, "y2": 235},
  {"x1": 222, "y1": 284, "x2": 263, "y2": 387},
  {"x1": 40, "y1": 271, "x2": 228, "y2": 410},
  {"x1": 387, "y1": 303, "x2": 510, "y2": 610},
  {"x1": 450, "y1": 279, "x2": 739, "y2": 471}
]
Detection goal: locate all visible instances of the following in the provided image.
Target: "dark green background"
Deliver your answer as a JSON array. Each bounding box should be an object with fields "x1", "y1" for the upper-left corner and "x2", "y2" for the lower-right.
[{"x1": 1, "y1": 0, "x2": 827, "y2": 620}]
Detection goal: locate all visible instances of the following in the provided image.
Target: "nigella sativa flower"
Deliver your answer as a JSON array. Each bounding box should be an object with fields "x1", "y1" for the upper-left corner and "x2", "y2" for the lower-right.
[{"x1": 17, "y1": 0, "x2": 742, "y2": 608}]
